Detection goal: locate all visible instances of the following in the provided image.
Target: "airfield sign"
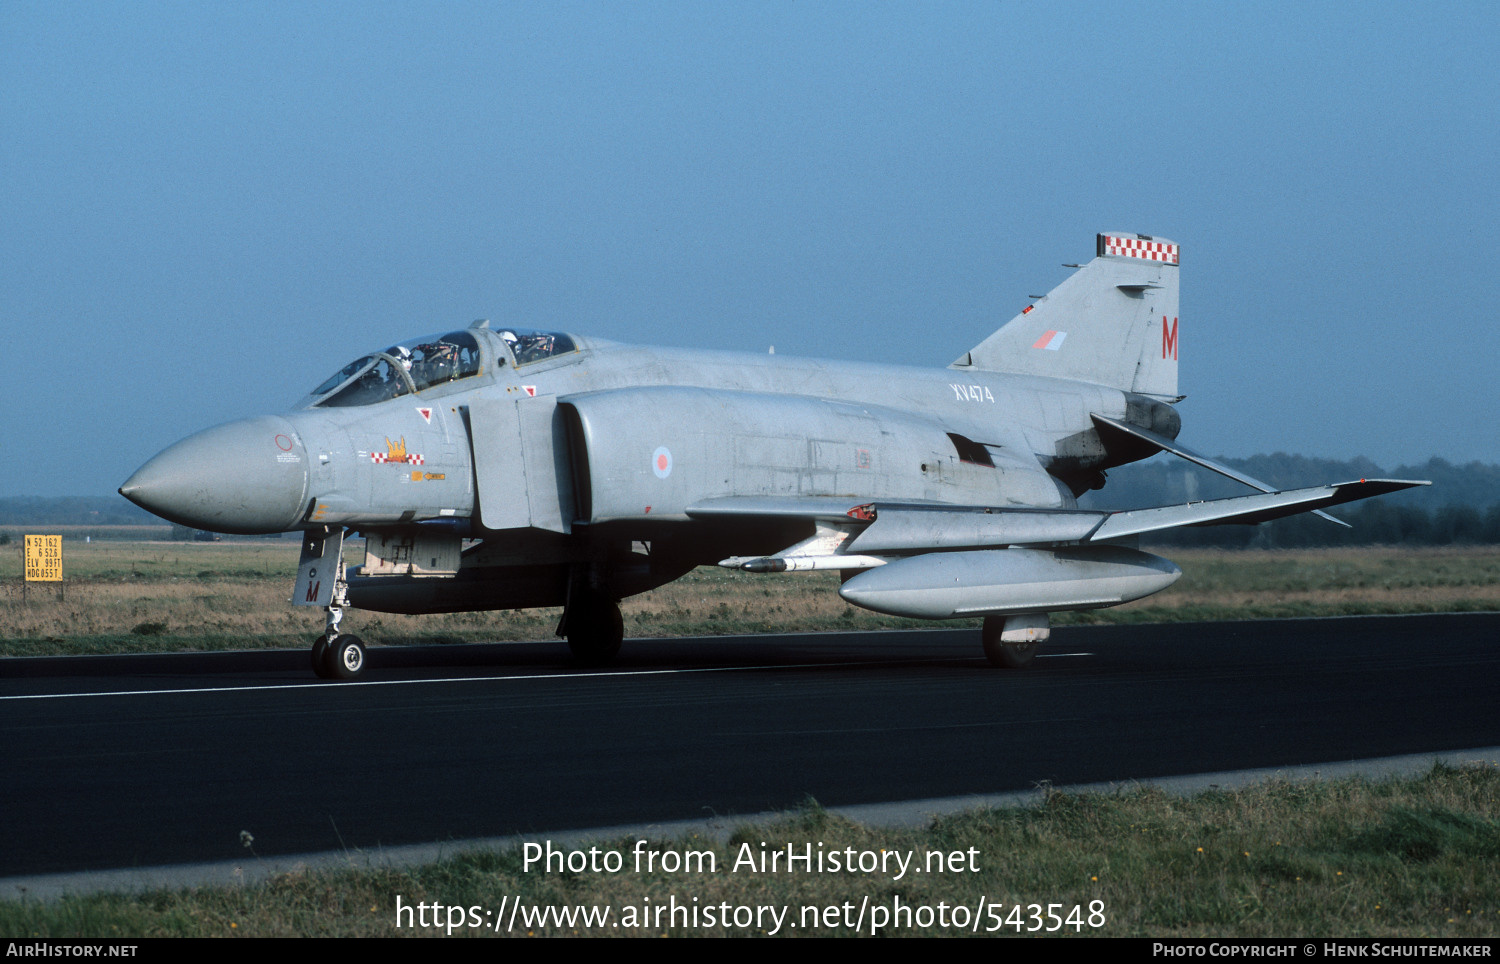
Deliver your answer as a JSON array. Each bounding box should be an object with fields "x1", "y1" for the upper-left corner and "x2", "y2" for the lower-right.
[{"x1": 24, "y1": 535, "x2": 62, "y2": 582}]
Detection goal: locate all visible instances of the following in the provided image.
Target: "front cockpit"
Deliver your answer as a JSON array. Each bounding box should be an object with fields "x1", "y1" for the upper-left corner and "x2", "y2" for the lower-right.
[
  {"x1": 309, "y1": 330, "x2": 484, "y2": 408},
  {"x1": 303, "y1": 325, "x2": 581, "y2": 408}
]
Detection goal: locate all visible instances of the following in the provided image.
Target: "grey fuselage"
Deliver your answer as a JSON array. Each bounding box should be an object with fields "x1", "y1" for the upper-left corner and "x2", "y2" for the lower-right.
[
  {"x1": 120, "y1": 324, "x2": 1177, "y2": 614},
  {"x1": 119, "y1": 235, "x2": 1425, "y2": 652}
]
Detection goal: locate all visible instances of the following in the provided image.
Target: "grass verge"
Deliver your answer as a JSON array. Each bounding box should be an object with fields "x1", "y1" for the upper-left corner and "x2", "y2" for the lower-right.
[
  {"x1": 2, "y1": 544, "x2": 1499, "y2": 658},
  {"x1": 2, "y1": 764, "x2": 1496, "y2": 937}
]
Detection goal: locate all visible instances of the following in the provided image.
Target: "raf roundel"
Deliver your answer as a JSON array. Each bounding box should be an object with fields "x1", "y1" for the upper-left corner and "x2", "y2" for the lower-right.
[{"x1": 651, "y1": 446, "x2": 672, "y2": 479}]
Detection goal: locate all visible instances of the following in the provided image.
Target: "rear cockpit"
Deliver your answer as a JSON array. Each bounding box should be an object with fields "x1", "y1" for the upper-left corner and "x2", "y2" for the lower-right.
[
  {"x1": 304, "y1": 325, "x2": 583, "y2": 408},
  {"x1": 495, "y1": 328, "x2": 577, "y2": 366}
]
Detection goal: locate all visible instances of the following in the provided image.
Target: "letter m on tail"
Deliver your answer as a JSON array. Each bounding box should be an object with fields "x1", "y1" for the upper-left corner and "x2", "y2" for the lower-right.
[{"x1": 1162, "y1": 315, "x2": 1178, "y2": 360}]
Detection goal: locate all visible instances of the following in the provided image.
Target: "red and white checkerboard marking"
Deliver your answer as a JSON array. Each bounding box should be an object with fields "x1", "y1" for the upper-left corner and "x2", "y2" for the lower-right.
[{"x1": 1103, "y1": 236, "x2": 1179, "y2": 264}]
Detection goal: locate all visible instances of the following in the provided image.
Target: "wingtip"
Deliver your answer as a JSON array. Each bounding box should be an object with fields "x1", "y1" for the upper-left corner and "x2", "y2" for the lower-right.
[{"x1": 1337, "y1": 478, "x2": 1432, "y2": 493}]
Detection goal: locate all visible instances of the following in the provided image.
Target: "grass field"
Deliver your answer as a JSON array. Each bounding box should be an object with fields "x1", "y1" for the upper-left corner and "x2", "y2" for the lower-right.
[
  {"x1": 2, "y1": 540, "x2": 1498, "y2": 657},
  {"x1": 2, "y1": 764, "x2": 1496, "y2": 937}
]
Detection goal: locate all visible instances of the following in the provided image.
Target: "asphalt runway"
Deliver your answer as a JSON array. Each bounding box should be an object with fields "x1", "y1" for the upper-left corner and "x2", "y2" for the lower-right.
[{"x1": 2, "y1": 612, "x2": 1497, "y2": 879}]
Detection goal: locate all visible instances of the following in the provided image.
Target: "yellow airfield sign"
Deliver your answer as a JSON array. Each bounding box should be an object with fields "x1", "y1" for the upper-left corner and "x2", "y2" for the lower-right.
[{"x1": 24, "y1": 535, "x2": 62, "y2": 582}]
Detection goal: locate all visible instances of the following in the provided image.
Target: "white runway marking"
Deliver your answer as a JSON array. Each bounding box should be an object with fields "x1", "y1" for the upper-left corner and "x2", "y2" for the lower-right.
[{"x1": 0, "y1": 652, "x2": 1096, "y2": 701}]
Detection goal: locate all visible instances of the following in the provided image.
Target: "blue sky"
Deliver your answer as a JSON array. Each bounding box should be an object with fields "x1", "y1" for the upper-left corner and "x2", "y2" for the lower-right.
[{"x1": 4, "y1": 1, "x2": 1497, "y2": 497}]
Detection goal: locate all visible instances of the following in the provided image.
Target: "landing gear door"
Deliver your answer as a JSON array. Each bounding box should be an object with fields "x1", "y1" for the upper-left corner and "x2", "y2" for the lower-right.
[
  {"x1": 293, "y1": 527, "x2": 343, "y2": 608},
  {"x1": 469, "y1": 397, "x2": 573, "y2": 533}
]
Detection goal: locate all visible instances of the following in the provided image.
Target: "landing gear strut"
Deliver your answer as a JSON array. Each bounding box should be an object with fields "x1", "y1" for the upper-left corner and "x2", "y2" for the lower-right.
[{"x1": 982, "y1": 613, "x2": 1049, "y2": 669}]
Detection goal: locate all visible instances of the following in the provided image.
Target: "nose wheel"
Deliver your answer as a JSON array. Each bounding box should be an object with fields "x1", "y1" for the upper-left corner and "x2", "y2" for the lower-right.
[
  {"x1": 331, "y1": 636, "x2": 366, "y2": 677},
  {"x1": 311, "y1": 634, "x2": 331, "y2": 674},
  {"x1": 313, "y1": 633, "x2": 366, "y2": 680}
]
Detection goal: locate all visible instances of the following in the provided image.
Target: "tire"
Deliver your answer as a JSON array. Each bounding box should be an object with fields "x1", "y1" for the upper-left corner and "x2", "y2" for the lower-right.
[
  {"x1": 325, "y1": 635, "x2": 366, "y2": 680},
  {"x1": 311, "y1": 635, "x2": 333, "y2": 678},
  {"x1": 566, "y1": 598, "x2": 624, "y2": 666},
  {"x1": 984, "y1": 640, "x2": 1038, "y2": 669},
  {"x1": 982, "y1": 616, "x2": 1038, "y2": 669}
]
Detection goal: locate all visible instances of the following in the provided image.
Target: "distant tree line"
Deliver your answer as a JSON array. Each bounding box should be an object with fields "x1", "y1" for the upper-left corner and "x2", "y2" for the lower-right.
[
  {"x1": 1142, "y1": 500, "x2": 1500, "y2": 549},
  {"x1": 4, "y1": 451, "x2": 1499, "y2": 548},
  {"x1": 0, "y1": 496, "x2": 158, "y2": 526},
  {"x1": 1086, "y1": 454, "x2": 1500, "y2": 548}
]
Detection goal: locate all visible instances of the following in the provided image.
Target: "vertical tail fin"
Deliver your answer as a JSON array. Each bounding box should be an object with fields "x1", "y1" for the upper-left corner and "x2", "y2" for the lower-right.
[{"x1": 953, "y1": 232, "x2": 1180, "y2": 399}]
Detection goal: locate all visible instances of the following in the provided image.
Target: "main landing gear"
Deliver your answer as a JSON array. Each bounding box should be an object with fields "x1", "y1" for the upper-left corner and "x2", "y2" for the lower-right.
[
  {"x1": 559, "y1": 589, "x2": 624, "y2": 666},
  {"x1": 982, "y1": 613, "x2": 1050, "y2": 669},
  {"x1": 311, "y1": 556, "x2": 366, "y2": 680}
]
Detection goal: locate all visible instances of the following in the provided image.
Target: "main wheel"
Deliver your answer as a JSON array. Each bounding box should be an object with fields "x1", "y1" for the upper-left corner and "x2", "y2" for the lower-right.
[
  {"x1": 982, "y1": 616, "x2": 1039, "y2": 669},
  {"x1": 565, "y1": 598, "x2": 624, "y2": 666},
  {"x1": 324, "y1": 634, "x2": 366, "y2": 680},
  {"x1": 984, "y1": 640, "x2": 1038, "y2": 669}
]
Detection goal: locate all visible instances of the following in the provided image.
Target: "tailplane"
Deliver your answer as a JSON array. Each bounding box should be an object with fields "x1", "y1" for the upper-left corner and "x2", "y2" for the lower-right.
[{"x1": 953, "y1": 232, "x2": 1180, "y2": 399}]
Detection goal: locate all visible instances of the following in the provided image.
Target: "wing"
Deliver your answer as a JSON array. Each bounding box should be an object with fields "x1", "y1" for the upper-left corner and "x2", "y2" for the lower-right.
[
  {"x1": 693, "y1": 478, "x2": 1430, "y2": 571},
  {"x1": 1091, "y1": 413, "x2": 1351, "y2": 527}
]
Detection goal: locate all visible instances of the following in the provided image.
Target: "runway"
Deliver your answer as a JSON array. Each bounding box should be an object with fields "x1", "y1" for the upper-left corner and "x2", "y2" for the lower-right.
[{"x1": 2, "y1": 612, "x2": 1497, "y2": 880}]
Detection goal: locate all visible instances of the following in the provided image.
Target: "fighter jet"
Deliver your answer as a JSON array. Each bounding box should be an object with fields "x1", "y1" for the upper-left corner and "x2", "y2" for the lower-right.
[{"x1": 119, "y1": 232, "x2": 1426, "y2": 679}]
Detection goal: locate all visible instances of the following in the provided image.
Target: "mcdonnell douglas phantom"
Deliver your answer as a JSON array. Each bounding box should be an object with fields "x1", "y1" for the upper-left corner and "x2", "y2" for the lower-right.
[{"x1": 120, "y1": 232, "x2": 1425, "y2": 679}]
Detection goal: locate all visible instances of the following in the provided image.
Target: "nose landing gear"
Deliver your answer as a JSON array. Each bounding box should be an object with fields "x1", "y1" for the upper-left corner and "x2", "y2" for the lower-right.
[{"x1": 309, "y1": 553, "x2": 366, "y2": 680}]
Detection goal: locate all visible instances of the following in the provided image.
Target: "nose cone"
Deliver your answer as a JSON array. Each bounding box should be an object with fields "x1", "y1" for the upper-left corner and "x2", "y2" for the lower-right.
[{"x1": 120, "y1": 417, "x2": 310, "y2": 534}]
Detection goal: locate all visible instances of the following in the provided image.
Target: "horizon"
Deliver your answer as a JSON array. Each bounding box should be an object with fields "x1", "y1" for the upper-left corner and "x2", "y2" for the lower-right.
[{"x1": 6, "y1": 449, "x2": 1494, "y2": 505}]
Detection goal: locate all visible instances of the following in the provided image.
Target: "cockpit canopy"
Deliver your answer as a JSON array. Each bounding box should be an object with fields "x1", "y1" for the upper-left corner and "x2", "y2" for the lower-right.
[
  {"x1": 496, "y1": 328, "x2": 576, "y2": 366},
  {"x1": 312, "y1": 331, "x2": 483, "y2": 408},
  {"x1": 308, "y1": 326, "x2": 581, "y2": 407}
]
